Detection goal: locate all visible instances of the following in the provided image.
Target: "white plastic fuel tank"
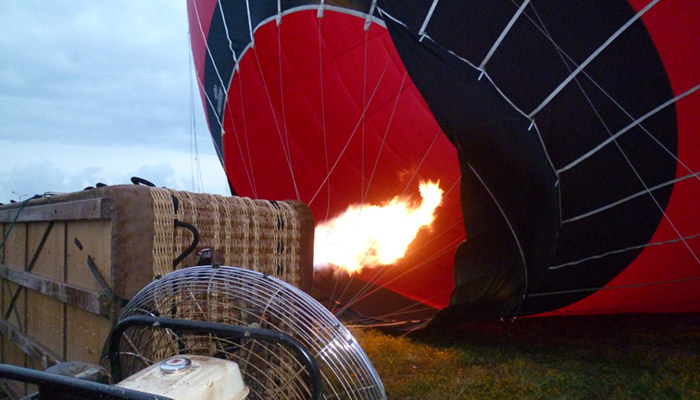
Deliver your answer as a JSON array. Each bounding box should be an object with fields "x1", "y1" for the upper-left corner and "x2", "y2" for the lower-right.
[{"x1": 117, "y1": 355, "x2": 249, "y2": 400}]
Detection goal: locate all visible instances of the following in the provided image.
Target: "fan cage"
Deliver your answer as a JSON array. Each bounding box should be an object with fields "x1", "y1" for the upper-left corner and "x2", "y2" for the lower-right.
[{"x1": 103, "y1": 265, "x2": 386, "y2": 400}]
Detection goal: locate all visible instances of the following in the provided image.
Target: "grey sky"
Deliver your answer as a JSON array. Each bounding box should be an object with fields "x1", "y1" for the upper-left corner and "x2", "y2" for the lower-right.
[{"x1": 0, "y1": 0, "x2": 229, "y2": 203}]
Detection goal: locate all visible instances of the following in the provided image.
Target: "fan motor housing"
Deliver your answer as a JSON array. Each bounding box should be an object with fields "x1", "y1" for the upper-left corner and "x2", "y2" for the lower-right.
[{"x1": 117, "y1": 355, "x2": 249, "y2": 400}]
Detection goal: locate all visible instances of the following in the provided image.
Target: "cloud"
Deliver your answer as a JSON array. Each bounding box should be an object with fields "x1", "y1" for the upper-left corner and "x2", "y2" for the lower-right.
[
  {"x1": 0, "y1": 1, "x2": 195, "y2": 149},
  {"x1": 0, "y1": 1, "x2": 229, "y2": 203},
  {"x1": 0, "y1": 139, "x2": 230, "y2": 203}
]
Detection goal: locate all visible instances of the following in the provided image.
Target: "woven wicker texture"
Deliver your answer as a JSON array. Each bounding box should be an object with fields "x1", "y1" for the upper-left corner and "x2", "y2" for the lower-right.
[{"x1": 149, "y1": 188, "x2": 302, "y2": 287}]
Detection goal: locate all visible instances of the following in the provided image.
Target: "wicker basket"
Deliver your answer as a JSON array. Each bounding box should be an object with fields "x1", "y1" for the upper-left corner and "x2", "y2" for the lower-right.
[{"x1": 0, "y1": 184, "x2": 313, "y2": 396}]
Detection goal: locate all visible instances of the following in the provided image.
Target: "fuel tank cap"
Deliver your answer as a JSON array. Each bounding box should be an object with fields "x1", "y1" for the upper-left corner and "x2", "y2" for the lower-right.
[{"x1": 159, "y1": 356, "x2": 192, "y2": 375}]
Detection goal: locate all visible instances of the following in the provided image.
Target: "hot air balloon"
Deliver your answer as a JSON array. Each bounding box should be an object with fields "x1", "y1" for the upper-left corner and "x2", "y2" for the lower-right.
[{"x1": 187, "y1": 0, "x2": 700, "y2": 326}]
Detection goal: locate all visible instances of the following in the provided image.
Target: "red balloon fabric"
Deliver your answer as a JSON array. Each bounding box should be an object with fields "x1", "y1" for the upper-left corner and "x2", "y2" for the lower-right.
[
  {"x1": 550, "y1": 0, "x2": 700, "y2": 315},
  {"x1": 188, "y1": 1, "x2": 700, "y2": 325},
  {"x1": 188, "y1": 1, "x2": 463, "y2": 323}
]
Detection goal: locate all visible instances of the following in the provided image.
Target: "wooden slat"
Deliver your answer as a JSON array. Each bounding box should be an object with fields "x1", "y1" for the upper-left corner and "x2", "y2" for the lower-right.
[
  {"x1": 26, "y1": 222, "x2": 65, "y2": 365},
  {"x1": 0, "y1": 265, "x2": 110, "y2": 317},
  {"x1": 2, "y1": 223, "x2": 27, "y2": 371},
  {"x1": 0, "y1": 319, "x2": 62, "y2": 369},
  {"x1": 65, "y1": 307, "x2": 112, "y2": 365},
  {"x1": 0, "y1": 379, "x2": 25, "y2": 400},
  {"x1": 0, "y1": 198, "x2": 112, "y2": 223}
]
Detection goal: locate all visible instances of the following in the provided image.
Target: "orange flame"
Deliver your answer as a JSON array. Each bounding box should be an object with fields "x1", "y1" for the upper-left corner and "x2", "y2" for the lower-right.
[{"x1": 314, "y1": 181, "x2": 443, "y2": 274}]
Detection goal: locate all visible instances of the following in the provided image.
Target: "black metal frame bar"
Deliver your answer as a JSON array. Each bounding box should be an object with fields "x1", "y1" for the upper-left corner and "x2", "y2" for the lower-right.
[
  {"x1": 106, "y1": 316, "x2": 323, "y2": 400},
  {"x1": 0, "y1": 363, "x2": 172, "y2": 400}
]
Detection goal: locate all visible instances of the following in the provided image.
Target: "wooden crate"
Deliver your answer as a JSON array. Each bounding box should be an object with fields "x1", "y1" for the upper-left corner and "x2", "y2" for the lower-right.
[{"x1": 0, "y1": 184, "x2": 313, "y2": 395}]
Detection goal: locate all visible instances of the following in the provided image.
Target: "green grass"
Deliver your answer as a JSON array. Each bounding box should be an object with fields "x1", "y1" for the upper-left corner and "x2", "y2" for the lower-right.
[{"x1": 351, "y1": 314, "x2": 700, "y2": 399}]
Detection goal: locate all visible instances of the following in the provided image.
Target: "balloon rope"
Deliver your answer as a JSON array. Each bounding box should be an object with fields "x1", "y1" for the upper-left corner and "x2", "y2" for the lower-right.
[
  {"x1": 364, "y1": 0, "x2": 378, "y2": 31},
  {"x1": 230, "y1": 71, "x2": 258, "y2": 197},
  {"x1": 399, "y1": 127, "x2": 442, "y2": 199},
  {"x1": 562, "y1": 84, "x2": 700, "y2": 267},
  {"x1": 277, "y1": 0, "x2": 282, "y2": 25},
  {"x1": 549, "y1": 232, "x2": 700, "y2": 271},
  {"x1": 527, "y1": 0, "x2": 660, "y2": 119},
  {"x1": 478, "y1": 0, "x2": 530, "y2": 70},
  {"x1": 244, "y1": 0, "x2": 254, "y2": 44},
  {"x1": 277, "y1": 18, "x2": 293, "y2": 196},
  {"x1": 331, "y1": 179, "x2": 463, "y2": 315},
  {"x1": 570, "y1": 164, "x2": 700, "y2": 269},
  {"x1": 361, "y1": 26, "x2": 368, "y2": 206},
  {"x1": 193, "y1": 2, "x2": 229, "y2": 106},
  {"x1": 252, "y1": 49, "x2": 301, "y2": 200},
  {"x1": 563, "y1": 172, "x2": 699, "y2": 225},
  {"x1": 318, "y1": 16, "x2": 331, "y2": 219},
  {"x1": 339, "y1": 123, "x2": 441, "y2": 304},
  {"x1": 329, "y1": 34, "x2": 408, "y2": 312},
  {"x1": 526, "y1": 4, "x2": 700, "y2": 268},
  {"x1": 559, "y1": 84, "x2": 700, "y2": 174},
  {"x1": 467, "y1": 163, "x2": 529, "y2": 297},
  {"x1": 308, "y1": 56, "x2": 393, "y2": 207},
  {"x1": 217, "y1": 0, "x2": 238, "y2": 66},
  {"x1": 189, "y1": 4, "x2": 226, "y2": 141},
  {"x1": 417, "y1": 0, "x2": 440, "y2": 41},
  {"x1": 323, "y1": 61, "x2": 451, "y2": 309},
  {"x1": 193, "y1": 1, "x2": 246, "y2": 196},
  {"x1": 215, "y1": 2, "x2": 257, "y2": 196},
  {"x1": 332, "y1": 233, "x2": 462, "y2": 318},
  {"x1": 554, "y1": 86, "x2": 700, "y2": 268},
  {"x1": 551, "y1": 66, "x2": 700, "y2": 286},
  {"x1": 188, "y1": 34, "x2": 204, "y2": 193},
  {"x1": 193, "y1": 68, "x2": 239, "y2": 194},
  {"x1": 303, "y1": 12, "x2": 463, "y2": 315},
  {"x1": 523, "y1": 2, "x2": 680, "y2": 182},
  {"x1": 527, "y1": 274, "x2": 700, "y2": 300},
  {"x1": 363, "y1": 72, "x2": 411, "y2": 203}
]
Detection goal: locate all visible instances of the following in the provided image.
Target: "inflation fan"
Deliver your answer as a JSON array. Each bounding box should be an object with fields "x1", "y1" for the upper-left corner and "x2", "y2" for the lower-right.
[{"x1": 0, "y1": 265, "x2": 386, "y2": 399}]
